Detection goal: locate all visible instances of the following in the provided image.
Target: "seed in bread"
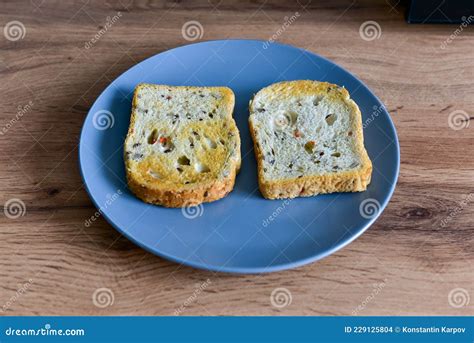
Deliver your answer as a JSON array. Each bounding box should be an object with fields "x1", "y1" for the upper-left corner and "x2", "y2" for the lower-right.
[
  {"x1": 248, "y1": 80, "x2": 372, "y2": 199},
  {"x1": 124, "y1": 84, "x2": 241, "y2": 207}
]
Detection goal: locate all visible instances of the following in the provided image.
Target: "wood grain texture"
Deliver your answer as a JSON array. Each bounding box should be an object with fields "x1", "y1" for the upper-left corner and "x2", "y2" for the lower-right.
[{"x1": 0, "y1": 0, "x2": 473, "y2": 316}]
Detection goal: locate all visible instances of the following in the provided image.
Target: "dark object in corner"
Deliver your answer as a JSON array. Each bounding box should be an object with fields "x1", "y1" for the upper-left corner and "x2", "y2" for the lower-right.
[{"x1": 407, "y1": 0, "x2": 474, "y2": 23}]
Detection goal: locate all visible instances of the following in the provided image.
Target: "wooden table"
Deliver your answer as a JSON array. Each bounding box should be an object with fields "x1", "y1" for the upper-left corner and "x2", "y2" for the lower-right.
[{"x1": 1, "y1": 0, "x2": 473, "y2": 316}]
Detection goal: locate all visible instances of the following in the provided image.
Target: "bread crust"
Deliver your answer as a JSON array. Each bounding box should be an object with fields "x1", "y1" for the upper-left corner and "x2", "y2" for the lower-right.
[
  {"x1": 124, "y1": 84, "x2": 241, "y2": 208},
  {"x1": 126, "y1": 167, "x2": 238, "y2": 207},
  {"x1": 249, "y1": 80, "x2": 372, "y2": 200}
]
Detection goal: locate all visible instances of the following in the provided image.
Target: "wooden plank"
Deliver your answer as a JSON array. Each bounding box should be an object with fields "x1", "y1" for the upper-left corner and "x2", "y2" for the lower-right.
[{"x1": 0, "y1": 0, "x2": 472, "y2": 315}]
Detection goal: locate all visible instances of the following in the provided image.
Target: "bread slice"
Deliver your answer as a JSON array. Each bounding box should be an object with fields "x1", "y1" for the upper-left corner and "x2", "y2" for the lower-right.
[
  {"x1": 249, "y1": 80, "x2": 372, "y2": 199},
  {"x1": 124, "y1": 84, "x2": 241, "y2": 207}
]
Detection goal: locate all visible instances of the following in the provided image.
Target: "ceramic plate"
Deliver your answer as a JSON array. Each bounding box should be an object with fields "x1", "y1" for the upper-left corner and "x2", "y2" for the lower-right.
[{"x1": 79, "y1": 40, "x2": 399, "y2": 273}]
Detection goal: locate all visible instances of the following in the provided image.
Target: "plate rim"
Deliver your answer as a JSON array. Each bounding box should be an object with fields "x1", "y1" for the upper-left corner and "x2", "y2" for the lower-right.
[{"x1": 79, "y1": 39, "x2": 400, "y2": 274}]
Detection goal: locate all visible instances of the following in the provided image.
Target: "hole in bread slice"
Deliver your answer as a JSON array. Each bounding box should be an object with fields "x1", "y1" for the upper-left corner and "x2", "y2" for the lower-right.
[
  {"x1": 195, "y1": 162, "x2": 210, "y2": 173},
  {"x1": 178, "y1": 156, "x2": 191, "y2": 165},
  {"x1": 148, "y1": 129, "x2": 158, "y2": 144},
  {"x1": 205, "y1": 136, "x2": 217, "y2": 149},
  {"x1": 325, "y1": 113, "x2": 336, "y2": 126}
]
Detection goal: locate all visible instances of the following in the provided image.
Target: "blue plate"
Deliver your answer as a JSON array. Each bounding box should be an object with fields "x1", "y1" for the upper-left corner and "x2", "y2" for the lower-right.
[{"x1": 79, "y1": 40, "x2": 399, "y2": 274}]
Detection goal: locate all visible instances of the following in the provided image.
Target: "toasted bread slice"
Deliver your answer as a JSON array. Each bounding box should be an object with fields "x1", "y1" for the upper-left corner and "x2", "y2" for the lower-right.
[
  {"x1": 249, "y1": 80, "x2": 372, "y2": 199},
  {"x1": 124, "y1": 84, "x2": 241, "y2": 207}
]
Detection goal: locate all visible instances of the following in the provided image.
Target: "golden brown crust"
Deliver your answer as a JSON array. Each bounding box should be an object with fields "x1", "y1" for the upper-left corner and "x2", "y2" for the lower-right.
[
  {"x1": 126, "y1": 168, "x2": 238, "y2": 207},
  {"x1": 249, "y1": 80, "x2": 372, "y2": 200},
  {"x1": 124, "y1": 84, "x2": 241, "y2": 208}
]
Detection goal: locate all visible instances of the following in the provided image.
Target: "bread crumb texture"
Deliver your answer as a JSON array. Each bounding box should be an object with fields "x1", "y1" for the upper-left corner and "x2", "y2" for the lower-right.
[
  {"x1": 249, "y1": 80, "x2": 372, "y2": 199},
  {"x1": 124, "y1": 84, "x2": 241, "y2": 207}
]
